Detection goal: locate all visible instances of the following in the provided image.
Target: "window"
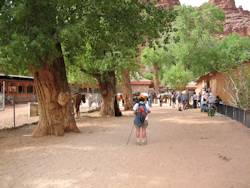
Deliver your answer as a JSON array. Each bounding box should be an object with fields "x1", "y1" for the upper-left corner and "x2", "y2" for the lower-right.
[
  {"x1": 18, "y1": 85, "x2": 25, "y2": 94},
  {"x1": 27, "y1": 85, "x2": 33, "y2": 94},
  {"x1": 83, "y1": 88, "x2": 88, "y2": 93},
  {"x1": 8, "y1": 83, "x2": 17, "y2": 93}
]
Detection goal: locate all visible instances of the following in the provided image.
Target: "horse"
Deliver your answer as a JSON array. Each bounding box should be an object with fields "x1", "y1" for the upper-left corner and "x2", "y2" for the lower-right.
[{"x1": 72, "y1": 93, "x2": 86, "y2": 118}]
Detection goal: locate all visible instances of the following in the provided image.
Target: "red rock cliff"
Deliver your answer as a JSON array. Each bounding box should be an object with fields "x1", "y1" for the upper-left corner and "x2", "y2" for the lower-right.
[
  {"x1": 209, "y1": 0, "x2": 250, "y2": 36},
  {"x1": 157, "y1": 0, "x2": 180, "y2": 8}
]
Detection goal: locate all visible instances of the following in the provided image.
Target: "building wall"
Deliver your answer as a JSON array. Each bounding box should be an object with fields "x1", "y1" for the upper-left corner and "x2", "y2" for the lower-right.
[
  {"x1": 131, "y1": 85, "x2": 150, "y2": 93},
  {"x1": 195, "y1": 62, "x2": 250, "y2": 105},
  {"x1": 0, "y1": 79, "x2": 36, "y2": 103},
  {"x1": 195, "y1": 73, "x2": 232, "y2": 104}
]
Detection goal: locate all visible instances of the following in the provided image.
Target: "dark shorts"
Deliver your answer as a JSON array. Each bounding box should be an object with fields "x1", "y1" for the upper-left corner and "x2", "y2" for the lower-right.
[{"x1": 134, "y1": 120, "x2": 148, "y2": 128}]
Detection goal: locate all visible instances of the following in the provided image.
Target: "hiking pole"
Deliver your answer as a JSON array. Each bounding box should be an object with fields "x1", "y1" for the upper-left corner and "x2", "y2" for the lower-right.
[{"x1": 126, "y1": 124, "x2": 135, "y2": 145}]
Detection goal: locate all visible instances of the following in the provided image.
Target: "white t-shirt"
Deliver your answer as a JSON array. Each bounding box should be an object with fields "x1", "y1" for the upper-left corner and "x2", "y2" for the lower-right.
[
  {"x1": 133, "y1": 102, "x2": 150, "y2": 120},
  {"x1": 133, "y1": 102, "x2": 150, "y2": 111}
]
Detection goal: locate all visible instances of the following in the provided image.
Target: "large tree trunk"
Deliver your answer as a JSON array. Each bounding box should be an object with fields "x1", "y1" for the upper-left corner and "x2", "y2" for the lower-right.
[
  {"x1": 153, "y1": 63, "x2": 160, "y2": 94},
  {"x1": 97, "y1": 71, "x2": 121, "y2": 116},
  {"x1": 121, "y1": 69, "x2": 133, "y2": 111},
  {"x1": 32, "y1": 47, "x2": 79, "y2": 137}
]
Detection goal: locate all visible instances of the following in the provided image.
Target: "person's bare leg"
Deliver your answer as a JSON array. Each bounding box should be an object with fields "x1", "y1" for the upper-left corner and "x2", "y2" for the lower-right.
[
  {"x1": 139, "y1": 127, "x2": 143, "y2": 139},
  {"x1": 141, "y1": 127, "x2": 147, "y2": 145},
  {"x1": 136, "y1": 127, "x2": 140, "y2": 144}
]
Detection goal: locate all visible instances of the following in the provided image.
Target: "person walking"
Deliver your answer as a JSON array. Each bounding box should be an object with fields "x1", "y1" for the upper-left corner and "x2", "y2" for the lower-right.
[
  {"x1": 133, "y1": 94, "x2": 150, "y2": 145},
  {"x1": 171, "y1": 91, "x2": 176, "y2": 108},
  {"x1": 177, "y1": 92, "x2": 183, "y2": 111},
  {"x1": 148, "y1": 92, "x2": 153, "y2": 107},
  {"x1": 192, "y1": 92, "x2": 198, "y2": 109},
  {"x1": 182, "y1": 91, "x2": 188, "y2": 110}
]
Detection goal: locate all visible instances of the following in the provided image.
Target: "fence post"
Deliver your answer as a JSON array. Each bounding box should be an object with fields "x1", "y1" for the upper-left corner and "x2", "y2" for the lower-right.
[
  {"x1": 244, "y1": 110, "x2": 246, "y2": 125},
  {"x1": 2, "y1": 81, "x2": 5, "y2": 110},
  {"x1": 233, "y1": 107, "x2": 236, "y2": 120},
  {"x1": 13, "y1": 95, "x2": 16, "y2": 128}
]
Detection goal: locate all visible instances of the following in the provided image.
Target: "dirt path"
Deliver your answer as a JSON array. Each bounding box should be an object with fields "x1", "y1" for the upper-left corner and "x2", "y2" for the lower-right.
[
  {"x1": 0, "y1": 104, "x2": 38, "y2": 129},
  {"x1": 0, "y1": 107, "x2": 250, "y2": 188}
]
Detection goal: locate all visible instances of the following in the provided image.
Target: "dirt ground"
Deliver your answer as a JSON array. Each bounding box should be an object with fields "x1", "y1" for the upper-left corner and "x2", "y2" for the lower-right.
[
  {"x1": 0, "y1": 104, "x2": 38, "y2": 129},
  {"x1": 0, "y1": 106, "x2": 250, "y2": 188},
  {"x1": 0, "y1": 102, "x2": 98, "y2": 129}
]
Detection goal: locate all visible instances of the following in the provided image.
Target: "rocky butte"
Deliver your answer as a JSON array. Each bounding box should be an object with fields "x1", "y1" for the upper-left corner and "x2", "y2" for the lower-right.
[
  {"x1": 209, "y1": 0, "x2": 250, "y2": 36},
  {"x1": 157, "y1": 0, "x2": 180, "y2": 8}
]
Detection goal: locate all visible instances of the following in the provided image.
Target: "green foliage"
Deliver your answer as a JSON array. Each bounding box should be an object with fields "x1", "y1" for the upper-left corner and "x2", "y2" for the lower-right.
[
  {"x1": 0, "y1": 0, "x2": 90, "y2": 73},
  {"x1": 163, "y1": 64, "x2": 193, "y2": 90},
  {"x1": 167, "y1": 4, "x2": 224, "y2": 77},
  {"x1": 225, "y1": 66, "x2": 250, "y2": 109},
  {"x1": 215, "y1": 34, "x2": 250, "y2": 71},
  {"x1": 0, "y1": 0, "x2": 173, "y2": 88},
  {"x1": 142, "y1": 47, "x2": 168, "y2": 67},
  {"x1": 143, "y1": 72, "x2": 154, "y2": 80},
  {"x1": 62, "y1": 0, "x2": 174, "y2": 83},
  {"x1": 141, "y1": 46, "x2": 173, "y2": 82}
]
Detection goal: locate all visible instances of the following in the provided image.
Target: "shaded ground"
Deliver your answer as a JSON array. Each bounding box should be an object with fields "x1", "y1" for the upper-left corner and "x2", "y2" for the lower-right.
[
  {"x1": 0, "y1": 104, "x2": 38, "y2": 129},
  {"x1": 0, "y1": 101, "x2": 100, "y2": 129},
  {"x1": 0, "y1": 106, "x2": 250, "y2": 188}
]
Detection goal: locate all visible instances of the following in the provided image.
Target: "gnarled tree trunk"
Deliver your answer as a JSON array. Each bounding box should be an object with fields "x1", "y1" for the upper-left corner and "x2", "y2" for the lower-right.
[
  {"x1": 97, "y1": 71, "x2": 121, "y2": 116},
  {"x1": 32, "y1": 47, "x2": 79, "y2": 137},
  {"x1": 153, "y1": 63, "x2": 160, "y2": 94},
  {"x1": 121, "y1": 69, "x2": 133, "y2": 111}
]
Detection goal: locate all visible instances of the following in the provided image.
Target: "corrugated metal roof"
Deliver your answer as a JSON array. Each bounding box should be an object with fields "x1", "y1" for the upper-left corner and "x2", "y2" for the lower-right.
[{"x1": 0, "y1": 73, "x2": 33, "y2": 81}]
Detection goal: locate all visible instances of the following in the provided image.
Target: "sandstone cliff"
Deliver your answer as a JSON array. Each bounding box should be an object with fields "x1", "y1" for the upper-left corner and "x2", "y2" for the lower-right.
[
  {"x1": 157, "y1": 0, "x2": 180, "y2": 8},
  {"x1": 209, "y1": 0, "x2": 250, "y2": 36}
]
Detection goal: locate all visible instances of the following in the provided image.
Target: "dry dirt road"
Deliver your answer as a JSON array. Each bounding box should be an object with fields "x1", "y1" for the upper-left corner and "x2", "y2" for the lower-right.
[{"x1": 0, "y1": 106, "x2": 250, "y2": 188}]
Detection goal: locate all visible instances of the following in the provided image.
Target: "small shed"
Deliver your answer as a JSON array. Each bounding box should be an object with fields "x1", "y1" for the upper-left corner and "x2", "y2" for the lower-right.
[
  {"x1": 130, "y1": 79, "x2": 154, "y2": 93},
  {"x1": 0, "y1": 74, "x2": 36, "y2": 104}
]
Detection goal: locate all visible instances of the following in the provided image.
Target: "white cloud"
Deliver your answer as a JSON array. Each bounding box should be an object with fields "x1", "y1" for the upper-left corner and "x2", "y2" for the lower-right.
[{"x1": 235, "y1": 0, "x2": 250, "y2": 10}]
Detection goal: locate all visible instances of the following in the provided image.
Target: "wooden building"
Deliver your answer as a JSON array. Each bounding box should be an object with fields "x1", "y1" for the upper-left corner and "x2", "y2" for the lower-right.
[
  {"x1": 130, "y1": 79, "x2": 154, "y2": 93},
  {"x1": 195, "y1": 62, "x2": 250, "y2": 105},
  {"x1": 195, "y1": 71, "x2": 228, "y2": 101},
  {"x1": 0, "y1": 74, "x2": 36, "y2": 104}
]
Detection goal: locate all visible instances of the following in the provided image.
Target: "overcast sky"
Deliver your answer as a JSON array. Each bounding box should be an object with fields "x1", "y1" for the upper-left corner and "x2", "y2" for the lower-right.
[{"x1": 179, "y1": 0, "x2": 250, "y2": 10}]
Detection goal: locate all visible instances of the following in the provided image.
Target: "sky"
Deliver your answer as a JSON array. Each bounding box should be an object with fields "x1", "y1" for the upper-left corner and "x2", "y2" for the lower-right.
[{"x1": 179, "y1": 0, "x2": 250, "y2": 10}]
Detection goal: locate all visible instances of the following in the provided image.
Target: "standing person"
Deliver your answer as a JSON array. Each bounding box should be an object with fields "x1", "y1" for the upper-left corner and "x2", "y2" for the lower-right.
[
  {"x1": 148, "y1": 92, "x2": 153, "y2": 107},
  {"x1": 182, "y1": 91, "x2": 188, "y2": 110},
  {"x1": 201, "y1": 90, "x2": 208, "y2": 112},
  {"x1": 133, "y1": 94, "x2": 150, "y2": 145},
  {"x1": 207, "y1": 92, "x2": 216, "y2": 116},
  {"x1": 177, "y1": 92, "x2": 182, "y2": 111},
  {"x1": 192, "y1": 92, "x2": 198, "y2": 109},
  {"x1": 171, "y1": 91, "x2": 176, "y2": 108},
  {"x1": 159, "y1": 94, "x2": 163, "y2": 107},
  {"x1": 198, "y1": 92, "x2": 201, "y2": 108}
]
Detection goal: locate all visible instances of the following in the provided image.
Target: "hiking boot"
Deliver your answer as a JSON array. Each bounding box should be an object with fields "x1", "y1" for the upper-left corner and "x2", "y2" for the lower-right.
[
  {"x1": 141, "y1": 138, "x2": 147, "y2": 145},
  {"x1": 136, "y1": 138, "x2": 141, "y2": 145}
]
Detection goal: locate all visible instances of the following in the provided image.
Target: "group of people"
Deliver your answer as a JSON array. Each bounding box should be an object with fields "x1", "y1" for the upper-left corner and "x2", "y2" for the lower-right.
[
  {"x1": 157, "y1": 89, "x2": 222, "y2": 113},
  {"x1": 198, "y1": 89, "x2": 222, "y2": 113},
  {"x1": 131, "y1": 89, "x2": 223, "y2": 145}
]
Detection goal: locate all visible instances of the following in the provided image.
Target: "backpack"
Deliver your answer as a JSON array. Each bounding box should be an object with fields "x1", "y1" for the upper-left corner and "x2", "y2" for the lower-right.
[{"x1": 137, "y1": 103, "x2": 147, "y2": 124}]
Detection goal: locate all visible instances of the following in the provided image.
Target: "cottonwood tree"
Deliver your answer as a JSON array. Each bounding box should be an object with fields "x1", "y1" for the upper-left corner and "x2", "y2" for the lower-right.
[
  {"x1": 64, "y1": 1, "x2": 171, "y2": 116},
  {"x1": 166, "y1": 4, "x2": 225, "y2": 77},
  {"x1": 141, "y1": 47, "x2": 168, "y2": 94},
  {"x1": 0, "y1": 1, "x2": 91, "y2": 136}
]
